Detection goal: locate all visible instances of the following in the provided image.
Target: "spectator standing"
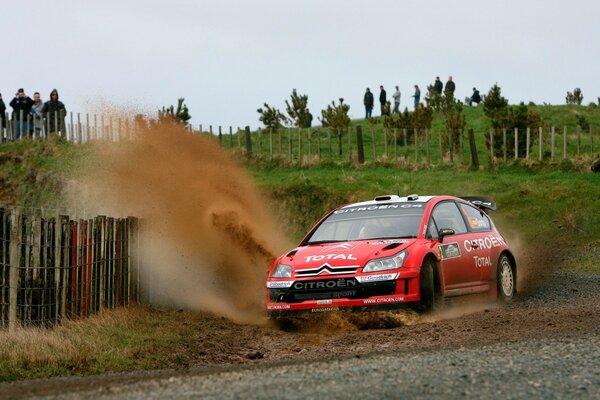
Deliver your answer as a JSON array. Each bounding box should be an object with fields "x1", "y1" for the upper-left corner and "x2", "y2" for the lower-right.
[
  {"x1": 392, "y1": 86, "x2": 401, "y2": 113},
  {"x1": 9, "y1": 88, "x2": 34, "y2": 139},
  {"x1": 0, "y1": 94, "x2": 6, "y2": 138},
  {"x1": 433, "y1": 76, "x2": 443, "y2": 94},
  {"x1": 364, "y1": 88, "x2": 374, "y2": 119},
  {"x1": 412, "y1": 85, "x2": 421, "y2": 107},
  {"x1": 31, "y1": 92, "x2": 44, "y2": 136},
  {"x1": 41, "y1": 89, "x2": 67, "y2": 137},
  {"x1": 444, "y1": 76, "x2": 456, "y2": 95},
  {"x1": 470, "y1": 87, "x2": 481, "y2": 105},
  {"x1": 379, "y1": 85, "x2": 387, "y2": 116}
]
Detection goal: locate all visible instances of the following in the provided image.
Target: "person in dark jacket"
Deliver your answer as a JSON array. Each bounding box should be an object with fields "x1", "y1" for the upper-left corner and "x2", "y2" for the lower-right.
[
  {"x1": 0, "y1": 93, "x2": 6, "y2": 136},
  {"x1": 379, "y1": 85, "x2": 387, "y2": 116},
  {"x1": 470, "y1": 87, "x2": 482, "y2": 105},
  {"x1": 9, "y1": 88, "x2": 34, "y2": 139},
  {"x1": 444, "y1": 76, "x2": 456, "y2": 95},
  {"x1": 433, "y1": 77, "x2": 443, "y2": 94},
  {"x1": 364, "y1": 88, "x2": 374, "y2": 119},
  {"x1": 41, "y1": 89, "x2": 67, "y2": 137},
  {"x1": 412, "y1": 85, "x2": 421, "y2": 107}
]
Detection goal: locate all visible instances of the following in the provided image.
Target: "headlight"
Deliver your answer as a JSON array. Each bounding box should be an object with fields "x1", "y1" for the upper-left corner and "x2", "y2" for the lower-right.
[
  {"x1": 271, "y1": 263, "x2": 292, "y2": 278},
  {"x1": 363, "y1": 250, "x2": 407, "y2": 273}
]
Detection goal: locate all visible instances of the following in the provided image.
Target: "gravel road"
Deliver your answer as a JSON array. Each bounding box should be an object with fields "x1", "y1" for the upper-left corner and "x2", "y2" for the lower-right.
[
  {"x1": 40, "y1": 333, "x2": 600, "y2": 400},
  {"x1": 2, "y1": 269, "x2": 599, "y2": 399}
]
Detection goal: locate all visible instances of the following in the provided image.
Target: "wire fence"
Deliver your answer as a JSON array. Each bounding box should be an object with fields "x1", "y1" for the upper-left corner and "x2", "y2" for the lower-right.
[{"x1": 0, "y1": 207, "x2": 139, "y2": 329}]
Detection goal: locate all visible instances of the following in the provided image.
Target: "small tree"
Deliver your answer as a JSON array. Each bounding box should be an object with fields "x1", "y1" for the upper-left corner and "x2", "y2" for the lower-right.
[
  {"x1": 159, "y1": 98, "x2": 191, "y2": 126},
  {"x1": 320, "y1": 98, "x2": 351, "y2": 130},
  {"x1": 437, "y1": 92, "x2": 465, "y2": 151},
  {"x1": 424, "y1": 84, "x2": 443, "y2": 111},
  {"x1": 257, "y1": 103, "x2": 288, "y2": 130},
  {"x1": 566, "y1": 88, "x2": 584, "y2": 105},
  {"x1": 482, "y1": 84, "x2": 509, "y2": 126},
  {"x1": 285, "y1": 89, "x2": 310, "y2": 128}
]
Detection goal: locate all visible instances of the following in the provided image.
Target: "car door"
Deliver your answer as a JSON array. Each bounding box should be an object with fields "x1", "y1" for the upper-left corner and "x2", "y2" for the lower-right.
[
  {"x1": 457, "y1": 202, "x2": 494, "y2": 283},
  {"x1": 431, "y1": 201, "x2": 480, "y2": 290}
]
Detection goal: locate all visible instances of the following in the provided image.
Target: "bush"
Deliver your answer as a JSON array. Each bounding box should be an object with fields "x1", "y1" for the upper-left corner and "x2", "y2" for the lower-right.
[
  {"x1": 320, "y1": 98, "x2": 351, "y2": 130},
  {"x1": 566, "y1": 88, "x2": 584, "y2": 105}
]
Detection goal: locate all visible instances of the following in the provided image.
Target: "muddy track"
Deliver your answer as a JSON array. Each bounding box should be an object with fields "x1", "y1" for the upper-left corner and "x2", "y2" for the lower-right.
[{"x1": 1, "y1": 269, "x2": 599, "y2": 399}]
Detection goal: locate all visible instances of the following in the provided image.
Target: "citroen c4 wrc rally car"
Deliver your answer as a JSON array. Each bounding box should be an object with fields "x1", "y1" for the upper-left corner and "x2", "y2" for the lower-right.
[{"x1": 266, "y1": 195, "x2": 517, "y2": 315}]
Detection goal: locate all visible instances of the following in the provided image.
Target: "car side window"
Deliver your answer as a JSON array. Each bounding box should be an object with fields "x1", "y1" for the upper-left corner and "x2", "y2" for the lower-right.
[
  {"x1": 431, "y1": 202, "x2": 468, "y2": 235},
  {"x1": 458, "y1": 203, "x2": 492, "y2": 232}
]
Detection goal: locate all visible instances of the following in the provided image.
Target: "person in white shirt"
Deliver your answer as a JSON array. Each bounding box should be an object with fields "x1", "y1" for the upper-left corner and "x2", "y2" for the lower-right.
[{"x1": 392, "y1": 86, "x2": 401, "y2": 113}]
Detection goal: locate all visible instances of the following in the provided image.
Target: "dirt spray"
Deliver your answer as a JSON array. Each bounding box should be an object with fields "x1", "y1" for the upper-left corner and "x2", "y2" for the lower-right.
[{"x1": 72, "y1": 122, "x2": 290, "y2": 324}]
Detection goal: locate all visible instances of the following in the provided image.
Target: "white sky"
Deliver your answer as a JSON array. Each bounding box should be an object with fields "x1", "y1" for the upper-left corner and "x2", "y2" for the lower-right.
[{"x1": 1, "y1": 0, "x2": 597, "y2": 128}]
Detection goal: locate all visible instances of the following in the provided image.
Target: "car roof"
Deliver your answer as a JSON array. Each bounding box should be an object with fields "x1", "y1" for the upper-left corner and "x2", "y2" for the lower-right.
[{"x1": 340, "y1": 195, "x2": 437, "y2": 209}]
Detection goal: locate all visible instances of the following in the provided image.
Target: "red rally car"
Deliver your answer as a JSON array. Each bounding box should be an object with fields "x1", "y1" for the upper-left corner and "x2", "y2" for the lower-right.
[{"x1": 266, "y1": 194, "x2": 517, "y2": 315}]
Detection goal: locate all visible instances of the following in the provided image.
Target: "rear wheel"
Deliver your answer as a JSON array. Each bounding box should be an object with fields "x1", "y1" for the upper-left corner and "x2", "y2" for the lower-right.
[
  {"x1": 418, "y1": 259, "x2": 437, "y2": 313},
  {"x1": 497, "y1": 254, "x2": 515, "y2": 302}
]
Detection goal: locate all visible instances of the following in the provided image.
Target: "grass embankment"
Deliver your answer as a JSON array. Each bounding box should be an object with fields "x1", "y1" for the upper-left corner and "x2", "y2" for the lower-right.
[
  {"x1": 0, "y1": 122, "x2": 598, "y2": 382},
  {"x1": 221, "y1": 104, "x2": 600, "y2": 167}
]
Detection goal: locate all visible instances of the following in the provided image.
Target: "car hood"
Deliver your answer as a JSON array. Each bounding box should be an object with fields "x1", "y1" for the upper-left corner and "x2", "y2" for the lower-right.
[{"x1": 285, "y1": 239, "x2": 416, "y2": 273}]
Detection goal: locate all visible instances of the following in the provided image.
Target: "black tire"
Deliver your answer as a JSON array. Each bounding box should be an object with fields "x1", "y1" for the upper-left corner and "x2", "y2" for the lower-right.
[
  {"x1": 418, "y1": 259, "x2": 437, "y2": 313},
  {"x1": 497, "y1": 254, "x2": 515, "y2": 302}
]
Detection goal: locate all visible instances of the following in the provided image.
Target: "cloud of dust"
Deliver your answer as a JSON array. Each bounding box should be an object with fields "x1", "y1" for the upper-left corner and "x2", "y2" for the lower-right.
[{"x1": 71, "y1": 121, "x2": 291, "y2": 325}]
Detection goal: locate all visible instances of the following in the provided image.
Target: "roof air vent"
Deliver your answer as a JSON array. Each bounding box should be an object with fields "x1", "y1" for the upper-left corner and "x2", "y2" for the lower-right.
[{"x1": 407, "y1": 194, "x2": 419, "y2": 201}]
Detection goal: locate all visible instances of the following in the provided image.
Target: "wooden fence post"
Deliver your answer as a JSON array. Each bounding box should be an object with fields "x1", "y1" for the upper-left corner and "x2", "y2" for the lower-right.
[
  {"x1": 576, "y1": 125, "x2": 581, "y2": 157},
  {"x1": 8, "y1": 209, "x2": 21, "y2": 330},
  {"x1": 526, "y1": 127, "x2": 530, "y2": 161},
  {"x1": 514, "y1": 128, "x2": 519, "y2": 160},
  {"x1": 415, "y1": 130, "x2": 419, "y2": 163},
  {"x1": 337, "y1": 128, "x2": 342, "y2": 157},
  {"x1": 371, "y1": 127, "x2": 376, "y2": 160},
  {"x1": 307, "y1": 128, "x2": 312, "y2": 161},
  {"x1": 356, "y1": 126, "x2": 365, "y2": 164},
  {"x1": 551, "y1": 126, "x2": 556, "y2": 161},
  {"x1": 438, "y1": 129, "x2": 443, "y2": 163},
  {"x1": 393, "y1": 129, "x2": 398, "y2": 162},
  {"x1": 489, "y1": 128, "x2": 494, "y2": 163},
  {"x1": 269, "y1": 128, "x2": 273, "y2": 159},
  {"x1": 288, "y1": 127, "x2": 293, "y2": 161},
  {"x1": 327, "y1": 128, "x2": 332, "y2": 159},
  {"x1": 468, "y1": 128, "x2": 479, "y2": 169},
  {"x1": 347, "y1": 127, "x2": 352, "y2": 161},
  {"x1": 503, "y1": 128, "x2": 507, "y2": 163},
  {"x1": 298, "y1": 128, "x2": 302, "y2": 163},
  {"x1": 538, "y1": 126, "x2": 543, "y2": 161},
  {"x1": 258, "y1": 128, "x2": 263, "y2": 154},
  {"x1": 425, "y1": 129, "x2": 430, "y2": 165},
  {"x1": 218, "y1": 126, "x2": 223, "y2": 147},
  {"x1": 383, "y1": 129, "x2": 388, "y2": 159},
  {"x1": 244, "y1": 126, "x2": 252, "y2": 158}
]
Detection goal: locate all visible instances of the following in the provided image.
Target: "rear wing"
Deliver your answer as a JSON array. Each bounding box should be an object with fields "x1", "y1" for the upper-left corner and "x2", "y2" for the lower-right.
[{"x1": 460, "y1": 196, "x2": 497, "y2": 212}]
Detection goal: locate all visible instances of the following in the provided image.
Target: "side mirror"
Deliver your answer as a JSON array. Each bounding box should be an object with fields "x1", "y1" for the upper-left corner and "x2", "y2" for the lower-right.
[{"x1": 438, "y1": 228, "x2": 455, "y2": 243}]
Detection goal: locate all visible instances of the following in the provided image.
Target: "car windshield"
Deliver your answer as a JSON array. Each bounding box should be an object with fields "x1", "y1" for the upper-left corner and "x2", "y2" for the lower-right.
[{"x1": 305, "y1": 203, "x2": 425, "y2": 244}]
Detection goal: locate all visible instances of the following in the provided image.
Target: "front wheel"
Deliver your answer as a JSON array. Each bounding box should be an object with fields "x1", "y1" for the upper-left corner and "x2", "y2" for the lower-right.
[
  {"x1": 418, "y1": 259, "x2": 437, "y2": 313},
  {"x1": 497, "y1": 255, "x2": 515, "y2": 302}
]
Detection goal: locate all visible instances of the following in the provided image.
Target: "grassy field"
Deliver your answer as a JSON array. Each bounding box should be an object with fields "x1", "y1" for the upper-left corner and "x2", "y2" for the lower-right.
[
  {"x1": 212, "y1": 104, "x2": 600, "y2": 167},
  {"x1": 0, "y1": 113, "x2": 599, "y2": 381}
]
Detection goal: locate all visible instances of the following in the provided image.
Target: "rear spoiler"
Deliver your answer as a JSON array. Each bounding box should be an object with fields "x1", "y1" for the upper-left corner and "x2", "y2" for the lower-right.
[{"x1": 460, "y1": 196, "x2": 497, "y2": 212}]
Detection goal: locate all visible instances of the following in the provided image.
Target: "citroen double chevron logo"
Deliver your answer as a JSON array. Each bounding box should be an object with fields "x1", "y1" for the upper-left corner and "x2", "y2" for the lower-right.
[
  {"x1": 295, "y1": 263, "x2": 359, "y2": 277},
  {"x1": 321, "y1": 242, "x2": 361, "y2": 253}
]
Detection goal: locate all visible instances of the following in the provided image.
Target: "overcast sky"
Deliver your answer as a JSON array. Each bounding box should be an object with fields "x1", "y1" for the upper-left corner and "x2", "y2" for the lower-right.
[{"x1": 1, "y1": 0, "x2": 597, "y2": 128}]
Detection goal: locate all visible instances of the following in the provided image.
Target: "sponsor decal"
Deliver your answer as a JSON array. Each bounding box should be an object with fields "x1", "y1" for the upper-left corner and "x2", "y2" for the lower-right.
[
  {"x1": 473, "y1": 256, "x2": 492, "y2": 268},
  {"x1": 356, "y1": 273, "x2": 399, "y2": 283},
  {"x1": 292, "y1": 278, "x2": 357, "y2": 290},
  {"x1": 370, "y1": 239, "x2": 407, "y2": 245},
  {"x1": 311, "y1": 307, "x2": 339, "y2": 313},
  {"x1": 363, "y1": 297, "x2": 404, "y2": 304},
  {"x1": 267, "y1": 304, "x2": 291, "y2": 310},
  {"x1": 305, "y1": 253, "x2": 358, "y2": 263},
  {"x1": 266, "y1": 280, "x2": 294, "y2": 288},
  {"x1": 333, "y1": 204, "x2": 423, "y2": 214},
  {"x1": 439, "y1": 242, "x2": 461, "y2": 260},
  {"x1": 463, "y1": 235, "x2": 506, "y2": 252},
  {"x1": 316, "y1": 299, "x2": 333, "y2": 305}
]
